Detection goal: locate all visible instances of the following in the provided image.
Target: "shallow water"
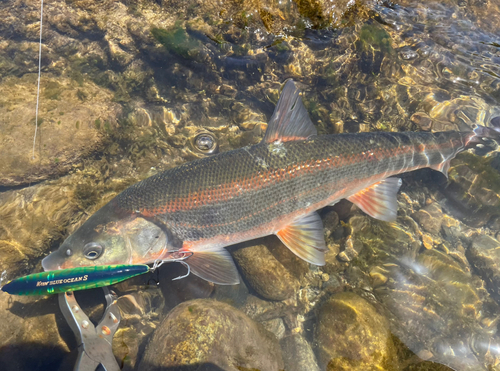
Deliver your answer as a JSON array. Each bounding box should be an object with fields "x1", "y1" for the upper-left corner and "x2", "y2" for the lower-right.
[{"x1": 1, "y1": 0, "x2": 500, "y2": 370}]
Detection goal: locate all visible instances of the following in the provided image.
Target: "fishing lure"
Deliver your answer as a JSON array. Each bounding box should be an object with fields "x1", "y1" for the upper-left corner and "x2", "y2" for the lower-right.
[{"x1": 1, "y1": 264, "x2": 150, "y2": 296}]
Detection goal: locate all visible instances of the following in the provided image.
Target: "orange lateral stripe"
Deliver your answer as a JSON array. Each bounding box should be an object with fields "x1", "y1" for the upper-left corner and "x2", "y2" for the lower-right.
[{"x1": 140, "y1": 139, "x2": 455, "y2": 217}]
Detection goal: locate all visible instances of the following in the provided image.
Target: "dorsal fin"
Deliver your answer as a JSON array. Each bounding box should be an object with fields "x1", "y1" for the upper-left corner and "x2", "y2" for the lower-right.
[{"x1": 262, "y1": 80, "x2": 317, "y2": 143}]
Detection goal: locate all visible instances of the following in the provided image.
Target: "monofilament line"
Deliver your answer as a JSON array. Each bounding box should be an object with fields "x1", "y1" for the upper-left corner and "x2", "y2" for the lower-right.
[{"x1": 32, "y1": 0, "x2": 44, "y2": 160}]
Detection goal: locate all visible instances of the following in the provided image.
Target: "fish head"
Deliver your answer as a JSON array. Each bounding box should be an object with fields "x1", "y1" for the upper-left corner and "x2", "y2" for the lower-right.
[{"x1": 42, "y1": 201, "x2": 169, "y2": 271}]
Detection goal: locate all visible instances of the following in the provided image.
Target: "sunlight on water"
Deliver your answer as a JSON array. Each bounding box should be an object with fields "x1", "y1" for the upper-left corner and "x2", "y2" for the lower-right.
[{"x1": 1, "y1": 0, "x2": 500, "y2": 370}]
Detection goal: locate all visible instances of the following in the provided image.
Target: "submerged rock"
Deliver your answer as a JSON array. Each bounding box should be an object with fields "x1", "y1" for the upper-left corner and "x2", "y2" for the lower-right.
[
  {"x1": 315, "y1": 292, "x2": 399, "y2": 371},
  {"x1": 233, "y1": 244, "x2": 300, "y2": 301},
  {"x1": 0, "y1": 74, "x2": 121, "y2": 186},
  {"x1": 445, "y1": 152, "x2": 500, "y2": 228},
  {"x1": 467, "y1": 234, "x2": 500, "y2": 305},
  {"x1": 0, "y1": 178, "x2": 80, "y2": 278},
  {"x1": 411, "y1": 202, "x2": 444, "y2": 236},
  {"x1": 0, "y1": 291, "x2": 72, "y2": 371},
  {"x1": 280, "y1": 334, "x2": 320, "y2": 371},
  {"x1": 139, "y1": 299, "x2": 284, "y2": 371}
]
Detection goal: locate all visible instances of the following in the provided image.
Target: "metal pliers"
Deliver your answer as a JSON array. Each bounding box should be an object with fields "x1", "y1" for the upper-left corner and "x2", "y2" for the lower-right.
[{"x1": 58, "y1": 288, "x2": 121, "y2": 371}]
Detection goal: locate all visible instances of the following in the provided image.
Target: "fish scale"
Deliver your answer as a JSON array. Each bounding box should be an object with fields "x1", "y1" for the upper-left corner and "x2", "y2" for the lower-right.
[
  {"x1": 41, "y1": 80, "x2": 497, "y2": 285},
  {"x1": 116, "y1": 130, "x2": 468, "y2": 244}
]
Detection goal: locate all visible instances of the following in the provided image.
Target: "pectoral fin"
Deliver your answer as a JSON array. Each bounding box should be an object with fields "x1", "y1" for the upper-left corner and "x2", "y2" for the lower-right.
[
  {"x1": 347, "y1": 178, "x2": 402, "y2": 222},
  {"x1": 276, "y1": 212, "x2": 327, "y2": 266},
  {"x1": 187, "y1": 248, "x2": 240, "y2": 285}
]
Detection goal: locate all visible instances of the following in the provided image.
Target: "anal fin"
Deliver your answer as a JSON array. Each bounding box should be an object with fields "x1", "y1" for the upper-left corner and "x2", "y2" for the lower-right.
[
  {"x1": 187, "y1": 248, "x2": 240, "y2": 285},
  {"x1": 276, "y1": 212, "x2": 327, "y2": 266},
  {"x1": 347, "y1": 178, "x2": 402, "y2": 222}
]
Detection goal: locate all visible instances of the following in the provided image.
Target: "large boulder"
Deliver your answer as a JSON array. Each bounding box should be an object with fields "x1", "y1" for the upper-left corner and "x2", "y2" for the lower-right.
[
  {"x1": 139, "y1": 299, "x2": 284, "y2": 371},
  {"x1": 315, "y1": 292, "x2": 399, "y2": 371}
]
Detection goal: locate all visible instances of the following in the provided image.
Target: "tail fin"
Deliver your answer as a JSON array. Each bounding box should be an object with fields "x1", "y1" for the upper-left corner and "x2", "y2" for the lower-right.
[{"x1": 467, "y1": 124, "x2": 500, "y2": 149}]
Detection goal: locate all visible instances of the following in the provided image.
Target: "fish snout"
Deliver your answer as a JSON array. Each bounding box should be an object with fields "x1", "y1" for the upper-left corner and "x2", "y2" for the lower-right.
[{"x1": 41, "y1": 253, "x2": 61, "y2": 272}]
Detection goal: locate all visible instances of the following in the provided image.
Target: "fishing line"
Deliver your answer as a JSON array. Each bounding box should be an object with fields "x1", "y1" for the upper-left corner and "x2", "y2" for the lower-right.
[{"x1": 32, "y1": 0, "x2": 44, "y2": 160}]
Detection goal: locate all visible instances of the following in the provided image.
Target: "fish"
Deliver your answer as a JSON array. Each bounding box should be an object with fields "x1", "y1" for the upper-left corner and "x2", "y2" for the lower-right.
[{"x1": 41, "y1": 80, "x2": 500, "y2": 285}]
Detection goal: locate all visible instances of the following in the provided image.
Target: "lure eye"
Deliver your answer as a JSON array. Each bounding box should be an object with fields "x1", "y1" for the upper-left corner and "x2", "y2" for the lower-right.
[
  {"x1": 66, "y1": 249, "x2": 72, "y2": 257},
  {"x1": 83, "y1": 242, "x2": 104, "y2": 260}
]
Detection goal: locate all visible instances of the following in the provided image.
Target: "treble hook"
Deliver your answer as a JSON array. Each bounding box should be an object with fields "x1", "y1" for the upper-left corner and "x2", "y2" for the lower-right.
[
  {"x1": 148, "y1": 250, "x2": 194, "y2": 284},
  {"x1": 172, "y1": 261, "x2": 191, "y2": 281}
]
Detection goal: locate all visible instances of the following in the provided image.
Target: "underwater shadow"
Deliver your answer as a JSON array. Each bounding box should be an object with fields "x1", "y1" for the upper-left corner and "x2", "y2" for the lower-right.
[
  {"x1": 0, "y1": 342, "x2": 67, "y2": 371},
  {"x1": 137, "y1": 363, "x2": 236, "y2": 371}
]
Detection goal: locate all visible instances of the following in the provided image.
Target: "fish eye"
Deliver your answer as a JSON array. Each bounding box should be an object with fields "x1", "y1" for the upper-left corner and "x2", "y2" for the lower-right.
[
  {"x1": 83, "y1": 242, "x2": 104, "y2": 260},
  {"x1": 66, "y1": 249, "x2": 72, "y2": 256}
]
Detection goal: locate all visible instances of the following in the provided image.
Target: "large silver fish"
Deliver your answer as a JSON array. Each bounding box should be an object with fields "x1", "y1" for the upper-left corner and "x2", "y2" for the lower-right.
[{"x1": 42, "y1": 80, "x2": 499, "y2": 284}]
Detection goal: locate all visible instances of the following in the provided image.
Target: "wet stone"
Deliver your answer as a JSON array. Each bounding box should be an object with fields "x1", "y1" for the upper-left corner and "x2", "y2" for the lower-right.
[
  {"x1": 0, "y1": 291, "x2": 73, "y2": 371},
  {"x1": 0, "y1": 177, "x2": 80, "y2": 279},
  {"x1": 233, "y1": 244, "x2": 300, "y2": 301},
  {"x1": 261, "y1": 317, "x2": 286, "y2": 340},
  {"x1": 411, "y1": 202, "x2": 444, "y2": 235},
  {"x1": 242, "y1": 294, "x2": 301, "y2": 323},
  {"x1": 411, "y1": 112, "x2": 433, "y2": 131},
  {"x1": 315, "y1": 292, "x2": 399, "y2": 371},
  {"x1": 467, "y1": 234, "x2": 500, "y2": 304},
  {"x1": 266, "y1": 237, "x2": 310, "y2": 283},
  {"x1": 0, "y1": 74, "x2": 121, "y2": 186},
  {"x1": 139, "y1": 299, "x2": 284, "y2": 371},
  {"x1": 280, "y1": 334, "x2": 320, "y2": 371}
]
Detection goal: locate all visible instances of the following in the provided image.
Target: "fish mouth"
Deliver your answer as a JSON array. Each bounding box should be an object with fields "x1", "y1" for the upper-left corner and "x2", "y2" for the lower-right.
[{"x1": 41, "y1": 253, "x2": 61, "y2": 272}]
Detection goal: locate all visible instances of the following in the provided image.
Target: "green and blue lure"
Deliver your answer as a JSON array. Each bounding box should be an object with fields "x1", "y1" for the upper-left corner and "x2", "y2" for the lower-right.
[{"x1": 1, "y1": 264, "x2": 150, "y2": 296}]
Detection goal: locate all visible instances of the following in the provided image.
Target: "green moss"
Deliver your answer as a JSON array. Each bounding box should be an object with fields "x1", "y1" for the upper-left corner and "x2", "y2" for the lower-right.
[
  {"x1": 31, "y1": 117, "x2": 44, "y2": 126},
  {"x1": 451, "y1": 152, "x2": 500, "y2": 194},
  {"x1": 75, "y1": 121, "x2": 80, "y2": 129},
  {"x1": 59, "y1": 111, "x2": 64, "y2": 115},
  {"x1": 76, "y1": 89, "x2": 87, "y2": 101},
  {"x1": 272, "y1": 39, "x2": 290, "y2": 53},
  {"x1": 57, "y1": 120, "x2": 61, "y2": 125},
  {"x1": 54, "y1": 158, "x2": 59, "y2": 163},
  {"x1": 358, "y1": 23, "x2": 394, "y2": 55},
  {"x1": 70, "y1": 68, "x2": 84, "y2": 86},
  {"x1": 43, "y1": 81, "x2": 62, "y2": 100},
  {"x1": 151, "y1": 22, "x2": 202, "y2": 60},
  {"x1": 94, "y1": 118, "x2": 101, "y2": 129}
]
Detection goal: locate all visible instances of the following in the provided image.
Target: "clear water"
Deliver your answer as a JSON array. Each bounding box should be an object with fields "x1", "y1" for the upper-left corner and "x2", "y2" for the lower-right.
[{"x1": 1, "y1": 0, "x2": 500, "y2": 370}]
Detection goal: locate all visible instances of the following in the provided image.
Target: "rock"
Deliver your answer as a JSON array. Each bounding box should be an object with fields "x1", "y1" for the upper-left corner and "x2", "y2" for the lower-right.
[
  {"x1": 266, "y1": 237, "x2": 310, "y2": 283},
  {"x1": 0, "y1": 74, "x2": 121, "y2": 186},
  {"x1": 233, "y1": 244, "x2": 300, "y2": 301},
  {"x1": 293, "y1": 0, "x2": 367, "y2": 28},
  {"x1": 112, "y1": 326, "x2": 142, "y2": 371},
  {"x1": 404, "y1": 361, "x2": 455, "y2": 371},
  {"x1": 0, "y1": 291, "x2": 73, "y2": 371},
  {"x1": 411, "y1": 112, "x2": 432, "y2": 130},
  {"x1": 315, "y1": 292, "x2": 399, "y2": 371},
  {"x1": 467, "y1": 234, "x2": 500, "y2": 304},
  {"x1": 338, "y1": 235, "x2": 364, "y2": 262},
  {"x1": 445, "y1": 152, "x2": 500, "y2": 227},
  {"x1": 280, "y1": 334, "x2": 320, "y2": 371},
  {"x1": 139, "y1": 299, "x2": 284, "y2": 371},
  {"x1": 242, "y1": 294, "x2": 301, "y2": 322},
  {"x1": 411, "y1": 202, "x2": 444, "y2": 235},
  {"x1": 322, "y1": 210, "x2": 340, "y2": 240},
  {"x1": 261, "y1": 318, "x2": 286, "y2": 340},
  {"x1": 0, "y1": 178, "x2": 80, "y2": 278}
]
